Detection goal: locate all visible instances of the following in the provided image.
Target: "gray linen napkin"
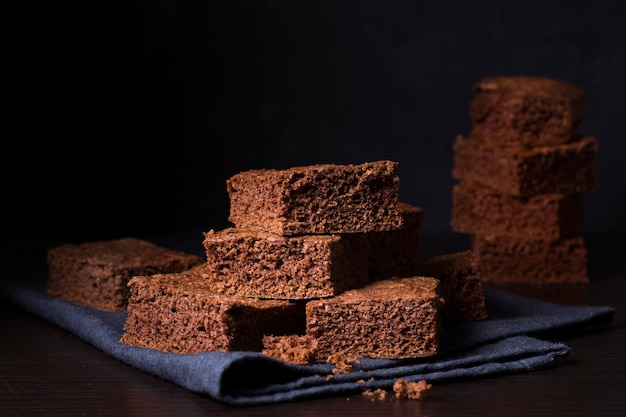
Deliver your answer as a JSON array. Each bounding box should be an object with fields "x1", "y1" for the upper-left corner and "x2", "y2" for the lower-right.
[{"x1": 0, "y1": 278, "x2": 615, "y2": 407}]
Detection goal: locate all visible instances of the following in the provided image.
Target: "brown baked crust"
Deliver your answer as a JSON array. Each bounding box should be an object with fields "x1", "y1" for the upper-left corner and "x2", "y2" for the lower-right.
[
  {"x1": 366, "y1": 202, "x2": 423, "y2": 279},
  {"x1": 470, "y1": 75, "x2": 587, "y2": 147},
  {"x1": 472, "y1": 234, "x2": 589, "y2": 284},
  {"x1": 202, "y1": 228, "x2": 369, "y2": 299},
  {"x1": 46, "y1": 237, "x2": 203, "y2": 312},
  {"x1": 227, "y1": 160, "x2": 403, "y2": 235},
  {"x1": 120, "y1": 264, "x2": 306, "y2": 353},
  {"x1": 416, "y1": 250, "x2": 487, "y2": 322},
  {"x1": 451, "y1": 181, "x2": 584, "y2": 239},
  {"x1": 306, "y1": 277, "x2": 443, "y2": 361},
  {"x1": 452, "y1": 135, "x2": 598, "y2": 197}
]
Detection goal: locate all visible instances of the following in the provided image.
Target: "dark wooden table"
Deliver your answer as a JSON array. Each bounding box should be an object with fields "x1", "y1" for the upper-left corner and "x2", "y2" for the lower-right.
[{"x1": 1, "y1": 233, "x2": 624, "y2": 417}]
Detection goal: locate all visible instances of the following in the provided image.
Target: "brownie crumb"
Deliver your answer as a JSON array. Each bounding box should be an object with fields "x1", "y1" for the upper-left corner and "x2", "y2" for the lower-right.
[
  {"x1": 262, "y1": 335, "x2": 318, "y2": 365},
  {"x1": 362, "y1": 388, "x2": 388, "y2": 400},
  {"x1": 326, "y1": 352, "x2": 360, "y2": 374},
  {"x1": 393, "y1": 378, "x2": 432, "y2": 400}
]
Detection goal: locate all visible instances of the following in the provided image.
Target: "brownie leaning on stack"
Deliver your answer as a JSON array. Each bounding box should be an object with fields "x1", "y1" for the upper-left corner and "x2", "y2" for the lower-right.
[{"x1": 451, "y1": 75, "x2": 598, "y2": 284}]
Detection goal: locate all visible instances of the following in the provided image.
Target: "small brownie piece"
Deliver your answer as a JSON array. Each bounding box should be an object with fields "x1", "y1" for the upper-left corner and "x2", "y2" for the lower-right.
[
  {"x1": 120, "y1": 264, "x2": 306, "y2": 353},
  {"x1": 416, "y1": 250, "x2": 487, "y2": 322},
  {"x1": 47, "y1": 237, "x2": 203, "y2": 312},
  {"x1": 452, "y1": 135, "x2": 598, "y2": 197},
  {"x1": 470, "y1": 75, "x2": 587, "y2": 147},
  {"x1": 262, "y1": 335, "x2": 318, "y2": 365},
  {"x1": 367, "y1": 202, "x2": 423, "y2": 279},
  {"x1": 202, "y1": 228, "x2": 368, "y2": 300},
  {"x1": 451, "y1": 181, "x2": 584, "y2": 239},
  {"x1": 472, "y1": 233, "x2": 589, "y2": 284},
  {"x1": 227, "y1": 160, "x2": 403, "y2": 235},
  {"x1": 306, "y1": 277, "x2": 443, "y2": 361}
]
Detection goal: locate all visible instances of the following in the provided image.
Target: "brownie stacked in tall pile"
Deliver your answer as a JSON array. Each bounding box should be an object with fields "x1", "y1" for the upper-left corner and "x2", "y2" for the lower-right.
[{"x1": 451, "y1": 75, "x2": 598, "y2": 284}]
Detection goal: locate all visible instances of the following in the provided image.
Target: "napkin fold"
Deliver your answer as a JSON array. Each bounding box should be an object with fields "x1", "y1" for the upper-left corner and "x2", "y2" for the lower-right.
[{"x1": 0, "y1": 278, "x2": 615, "y2": 407}]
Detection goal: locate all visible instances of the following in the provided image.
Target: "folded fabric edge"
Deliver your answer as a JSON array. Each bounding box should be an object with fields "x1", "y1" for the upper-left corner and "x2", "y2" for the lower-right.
[
  {"x1": 0, "y1": 279, "x2": 609, "y2": 407},
  {"x1": 216, "y1": 335, "x2": 570, "y2": 407}
]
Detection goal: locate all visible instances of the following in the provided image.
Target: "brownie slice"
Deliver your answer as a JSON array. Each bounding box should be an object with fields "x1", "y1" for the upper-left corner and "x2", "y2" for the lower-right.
[
  {"x1": 470, "y1": 75, "x2": 587, "y2": 147},
  {"x1": 227, "y1": 160, "x2": 403, "y2": 235},
  {"x1": 472, "y1": 233, "x2": 589, "y2": 284},
  {"x1": 202, "y1": 228, "x2": 369, "y2": 300},
  {"x1": 416, "y1": 250, "x2": 487, "y2": 322},
  {"x1": 120, "y1": 264, "x2": 306, "y2": 353},
  {"x1": 452, "y1": 135, "x2": 598, "y2": 197},
  {"x1": 451, "y1": 181, "x2": 584, "y2": 239},
  {"x1": 306, "y1": 277, "x2": 443, "y2": 361},
  {"x1": 46, "y1": 237, "x2": 203, "y2": 312},
  {"x1": 366, "y1": 202, "x2": 423, "y2": 279}
]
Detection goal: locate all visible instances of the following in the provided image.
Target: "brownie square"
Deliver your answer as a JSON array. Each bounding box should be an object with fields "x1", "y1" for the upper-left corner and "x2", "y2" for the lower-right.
[
  {"x1": 306, "y1": 276, "x2": 443, "y2": 361},
  {"x1": 472, "y1": 233, "x2": 589, "y2": 284},
  {"x1": 46, "y1": 237, "x2": 203, "y2": 312},
  {"x1": 451, "y1": 181, "x2": 584, "y2": 239},
  {"x1": 470, "y1": 75, "x2": 587, "y2": 147},
  {"x1": 227, "y1": 160, "x2": 403, "y2": 235},
  {"x1": 202, "y1": 228, "x2": 369, "y2": 300},
  {"x1": 120, "y1": 264, "x2": 306, "y2": 353},
  {"x1": 452, "y1": 135, "x2": 598, "y2": 197},
  {"x1": 416, "y1": 250, "x2": 487, "y2": 322}
]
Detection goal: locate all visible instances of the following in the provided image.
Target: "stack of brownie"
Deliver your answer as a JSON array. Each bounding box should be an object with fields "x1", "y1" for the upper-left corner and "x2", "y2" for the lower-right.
[
  {"x1": 46, "y1": 160, "x2": 487, "y2": 363},
  {"x1": 119, "y1": 160, "x2": 486, "y2": 363},
  {"x1": 451, "y1": 75, "x2": 598, "y2": 285},
  {"x1": 200, "y1": 160, "x2": 443, "y2": 361}
]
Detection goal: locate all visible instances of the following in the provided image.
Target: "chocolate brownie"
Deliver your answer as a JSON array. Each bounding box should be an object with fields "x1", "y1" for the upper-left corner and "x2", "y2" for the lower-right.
[
  {"x1": 452, "y1": 135, "x2": 598, "y2": 197},
  {"x1": 202, "y1": 227, "x2": 369, "y2": 299},
  {"x1": 306, "y1": 276, "x2": 443, "y2": 361},
  {"x1": 120, "y1": 264, "x2": 306, "y2": 353},
  {"x1": 367, "y1": 202, "x2": 423, "y2": 279},
  {"x1": 451, "y1": 181, "x2": 584, "y2": 239},
  {"x1": 46, "y1": 237, "x2": 203, "y2": 312},
  {"x1": 471, "y1": 233, "x2": 589, "y2": 284},
  {"x1": 470, "y1": 75, "x2": 587, "y2": 147},
  {"x1": 416, "y1": 250, "x2": 487, "y2": 322},
  {"x1": 227, "y1": 160, "x2": 403, "y2": 235}
]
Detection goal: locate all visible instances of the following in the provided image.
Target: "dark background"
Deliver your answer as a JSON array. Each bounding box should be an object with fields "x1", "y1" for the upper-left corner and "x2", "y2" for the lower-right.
[{"x1": 10, "y1": 0, "x2": 626, "y2": 243}]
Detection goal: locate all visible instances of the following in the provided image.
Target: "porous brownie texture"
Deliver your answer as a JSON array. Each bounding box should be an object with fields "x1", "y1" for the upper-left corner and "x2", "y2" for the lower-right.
[
  {"x1": 306, "y1": 277, "x2": 443, "y2": 361},
  {"x1": 366, "y1": 202, "x2": 423, "y2": 279},
  {"x1": 120, "y1": 264, "x2": 306, "y2": 353},
  {"x1": 202, "y1": 228, "x2": 369, "y2": 299},
  {"x1": 451, "y1": 181, "x2": 584, "y2": 239},
  {"x1": 46, "y1": 237, "x2": 203, "y2": 312},
  {"x1": 470, "y1": 75, "x2": 587, "y2": 147},
  {"x1": 452, "y1": 135, "x2": 598, "y2": 197},
  {"x1": 227, "y1": 160, "x2": 403, "y2": 235},
  {"x1": 472, "y1": 233, "x2": 589, "y2": 284},
  {"x1": 415, "y1": 250, "x2": 487, "y2": 322},
  {"x1": 262, "y1": 335, "x2": 318, "y2": 365}
]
